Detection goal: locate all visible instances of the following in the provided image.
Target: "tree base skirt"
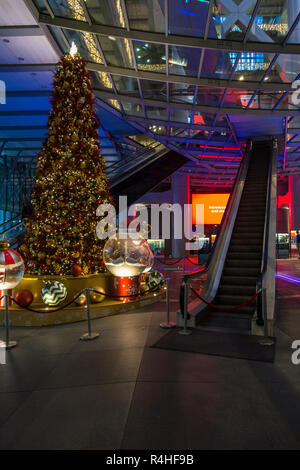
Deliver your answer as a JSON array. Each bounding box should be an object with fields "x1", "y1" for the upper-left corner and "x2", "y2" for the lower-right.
[{"x1": 0, "y1": 273, "x2": 165, "y2": 326}]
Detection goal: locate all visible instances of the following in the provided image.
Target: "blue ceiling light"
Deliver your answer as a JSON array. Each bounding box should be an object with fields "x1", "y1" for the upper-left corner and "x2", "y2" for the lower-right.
[{"x1": 177, "y1": 9, "x2": 197, "y2": 16}]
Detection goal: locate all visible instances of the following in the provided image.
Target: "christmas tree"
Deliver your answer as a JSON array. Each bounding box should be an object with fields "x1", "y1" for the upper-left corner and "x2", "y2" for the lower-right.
[{"x1": 21, "y1": 44, "x2": 113, "y2": 276}]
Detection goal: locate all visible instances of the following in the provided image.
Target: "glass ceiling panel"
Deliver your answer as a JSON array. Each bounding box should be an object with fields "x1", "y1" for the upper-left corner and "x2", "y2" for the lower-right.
[
  {"x1": 222, "y1": 89, "x2": 251, "y2": 108},
  {"x1": 85, "y1": 0, "x2": 128, "y2": 27},
  {"x1": 168, "y1": 46, "x2": 202, "y2": 77},
  {"x1": 146, "y1": 106, "x2": 168, "y2": 120},
  {"x1": 268, "y1": 54, "x2": 300, "y2": 83},
  {"x1": 98, "y1": 35, "x2": 134, "y2": 69},
  {"x1": 90, "y1": 71, "x2": 113, "y2": 90},
  {"x1": 193, "y1": 112, "x2": 218, "y2": 127},
  {"x1": 125, "y1": 0, "x2": 165, "y2": 33},
  {"x1": 169, "y1": 0, "x2": 210, "y2": 38},
  {"x1": 148, "y1": 125, "x2": 168, "y2": 135},
  {"x1": 169, "y1": 84, "x2": 195, "y2": 104},
  {"x1": 248, "y1": 0, "x2": 289, "y2": 44},
  {"x1": 112, "y1": 75, "x2": 140, "y2": 97},
  {"x1": 133, "y1": 41, "x2": 166, "y2": 73},
  {"x1": 169, "y1": 109, "x2": 192, "y2": 124},
  {"x1": 60, "y1": 28, "x2": 104, "y2": 64},
  {"x1": 200, "y1": 49, "x2": 233, "y2": 80},
  {"x1": 247, "y1": 91, "x2": 284, "y2": 109},
  {"x1": 274, "y1": 92, "x2": 300, "y2": 110},
  {"x1": 231, "y1": 52, "x2": 276, "y2": 83},
  {"x1": 39, "y1": 0, "x2": 88, "y2": 21},
  {"x1": 210, "y1": 0, "x2": 257, "y2": 41},
  {"x1": 140, "y1": 80, "x2": 167, "y2": 100},
  {"x1": 196, "y1": 87, "x2": 226, "y2": 107},
  {"x1": 121, "y1": 101, "x2": 144, "y2": 116}
]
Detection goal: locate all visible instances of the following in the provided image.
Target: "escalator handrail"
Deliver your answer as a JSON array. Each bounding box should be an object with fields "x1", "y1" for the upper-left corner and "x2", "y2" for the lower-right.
[
  {"x1": 256, "y1": 139, "x2": 277, "y2": 324},
  {"x1": 0, "y1": 214, "x2": 22, "y2": 230},
  {"x1": 109, "y1": 146, "x2": 168, "y2": 187},
  {"x1": 106, "y1": 142, "x2": 163, "y2": 175},
  {"x1": 179, "y1": 140, "x2": 252, "y2": 315}
]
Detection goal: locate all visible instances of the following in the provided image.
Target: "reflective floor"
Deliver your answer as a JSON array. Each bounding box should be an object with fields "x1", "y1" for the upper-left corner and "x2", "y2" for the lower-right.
[{"x1": 0, "y1": 259, "x2": 299, "y2": 450}]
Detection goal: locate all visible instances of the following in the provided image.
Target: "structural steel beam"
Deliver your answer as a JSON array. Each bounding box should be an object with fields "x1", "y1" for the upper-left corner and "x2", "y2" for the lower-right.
[
  {"x1": 38, "y1": 13, "x2": 300, "y2": 55},
  {"x1": 0, "y1": 64, "x2": 56, "y2": 72},
  {"x1": 1, "y1": 61, "x2": 291, "y2": 92},
  {"x1": 95, "y1": 90, "x2": 300, "y2": 116},
  {"x1": 87, "y1": 63, "x2": 291, "y2": 93},
  {"x1": 160, "y1": 136, "x2": 239, "y2": 147},
  {"x1": 128, "y1": 116, "x2": 228, "y2": 132},
  {"x1": 0, "y1": 25, "x2": 43, "y2": 37}
]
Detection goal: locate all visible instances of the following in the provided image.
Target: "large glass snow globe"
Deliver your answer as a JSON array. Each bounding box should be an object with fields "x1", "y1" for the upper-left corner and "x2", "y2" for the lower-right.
[
  {"x1": 103, "y1": 233, "x2": 153, "y2": 277},
  {"x1": 0, "y1": 241, "x2": 25, "y2": 290}
]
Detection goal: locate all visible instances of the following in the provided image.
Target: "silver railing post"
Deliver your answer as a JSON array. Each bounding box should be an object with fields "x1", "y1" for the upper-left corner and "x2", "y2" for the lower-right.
[
  {"x1": 80, "y1": 288, "x2": 99, "y2": 341},
  {"x1": 2, "y1": 290, "x2": 17, "y2": 349},
  {"x1": 259, "y1": 287, "x2": 274, "y2": 346},
  {"x1": 160, "y1": 278, "x2": 175, "y2": 329},
  {"x1": 179, "y1": 282, "x2": 192, "y2": 336}
]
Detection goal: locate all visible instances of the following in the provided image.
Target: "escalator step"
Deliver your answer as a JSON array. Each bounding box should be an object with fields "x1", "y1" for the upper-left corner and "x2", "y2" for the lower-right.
[
  {"x1": 221, "y1": 275, "x2": 258, "y2": 286},
  {"x1": 225, "y1": 259, "x2": 261, "y2": 268},
  {"x1": 223, "y1": 267, "x2": 260, "y2": 276},
  {"x1": 227, "y1": 252, "x2": 261, "y2": 260},
  {"x1": 230, "y1": 239, "x2": 262, "y2": 246},
  {"x1": 228, "y1": 245, "x2": 262, "y2": 253},
  {"x1": 218, "y1": 285, "x2": 257, "y2": 296}
]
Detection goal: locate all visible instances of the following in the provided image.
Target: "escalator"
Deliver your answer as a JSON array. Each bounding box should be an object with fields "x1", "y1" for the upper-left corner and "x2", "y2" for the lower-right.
[
  {"x1": 179, "y1": 140, "x2": 277, "y2": 335},
  {"x1": 107, "y1": 143, "x2": 188, "y2": 207}
]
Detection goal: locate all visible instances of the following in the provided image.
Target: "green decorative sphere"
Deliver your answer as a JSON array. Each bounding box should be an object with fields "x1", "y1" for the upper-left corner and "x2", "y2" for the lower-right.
[
  {"x1": 144, "y1": 270, "x2": 164, "y2": 291},
  {"x1": 41, "y1": 281, "x2": 67, "y2": 306}
]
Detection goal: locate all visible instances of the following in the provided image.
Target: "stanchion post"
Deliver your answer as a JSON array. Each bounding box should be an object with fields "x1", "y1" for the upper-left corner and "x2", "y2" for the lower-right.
[
  {"x1": 80, "y1": 288, "x2": 99, "y2": 341},
  {"x1": 3, "y1": 290, "x2": 17, "y2": 349},
  {"x1": 179, "y1": 282, "x2": 192, "y2": 336},
  {"x1": 160, "y1": 277, "x2": 176, "y2": 329},
  {"x1": 259, "y1": 287, "x2": 274, "y2": 346}
]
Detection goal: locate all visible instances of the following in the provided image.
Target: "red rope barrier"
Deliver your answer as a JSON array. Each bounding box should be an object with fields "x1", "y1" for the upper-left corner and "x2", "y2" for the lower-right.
[
  {"x1": 10, "y1": 290, "x2": 84, "y2": 313},
  {"x1": 8, "y1": 282, "x2": 166, "y2": 314},
  {"x1": 190, "y1": 287, "x2": 261, "y2": 312}
]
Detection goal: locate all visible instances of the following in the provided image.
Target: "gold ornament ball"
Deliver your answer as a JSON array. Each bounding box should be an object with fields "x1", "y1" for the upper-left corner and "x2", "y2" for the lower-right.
[{"x1": 89, "y1": 290, "x2": 104, "y2": 303}]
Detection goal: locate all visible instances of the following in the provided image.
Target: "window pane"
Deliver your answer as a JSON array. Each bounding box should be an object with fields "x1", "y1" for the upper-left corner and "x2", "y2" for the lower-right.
[
  {"x1": 133, "y1": 41, "x2": 166, "y2": 73},
  {"x1": 168, "y1": 46, "x2": 202, "y2": 77},
  {"x1": 169, "y1": 0, "x2": 210, "y2": 37},
  {"x1": 125, "y1": 0, "x2": 165, "y2": 33},
  {"x1": 99, "y1": 36, "x2": 134, "y2": 68}
]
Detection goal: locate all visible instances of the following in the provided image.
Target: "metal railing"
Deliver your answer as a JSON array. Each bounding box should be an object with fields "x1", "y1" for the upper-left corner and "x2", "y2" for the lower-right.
[
  {"x1": 0, "y1": 215, "x2": 24, "y2": 246},
  {"x1": 106, "y1": 141, "x2": 165, "y2": 186}
]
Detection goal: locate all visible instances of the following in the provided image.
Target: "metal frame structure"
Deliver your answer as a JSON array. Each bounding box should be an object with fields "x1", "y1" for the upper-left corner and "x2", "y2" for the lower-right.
[{"x1": 1, "y1": 0, "x2": 300, "y2": 191}]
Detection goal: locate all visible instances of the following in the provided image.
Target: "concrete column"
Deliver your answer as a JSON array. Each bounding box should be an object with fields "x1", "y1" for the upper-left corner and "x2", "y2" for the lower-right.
[
  {"x1": 171, "y1": 173, "x2": 189, "y2": 258},
  {"x1": 289, "y1": 174, "x2": 300, "y2": 230}
]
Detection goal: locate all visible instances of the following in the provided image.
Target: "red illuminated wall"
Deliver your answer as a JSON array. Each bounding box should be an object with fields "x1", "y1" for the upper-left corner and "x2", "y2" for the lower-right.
[{"x1": 192, "y1": 193, "x2": 230, "y2": 225}]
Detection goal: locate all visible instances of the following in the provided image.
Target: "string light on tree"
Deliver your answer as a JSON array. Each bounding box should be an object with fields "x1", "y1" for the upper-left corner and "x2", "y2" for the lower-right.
[{"x1": 21, "y1": 46, "x2": 113, "y2": 276}]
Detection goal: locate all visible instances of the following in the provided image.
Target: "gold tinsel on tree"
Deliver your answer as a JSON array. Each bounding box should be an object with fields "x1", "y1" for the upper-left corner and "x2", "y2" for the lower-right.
[{"x1": 21, "y1": 46, "x2": 113, "y2": 275}]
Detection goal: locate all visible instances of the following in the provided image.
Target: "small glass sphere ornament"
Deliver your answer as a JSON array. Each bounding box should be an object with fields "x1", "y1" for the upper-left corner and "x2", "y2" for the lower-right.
[
  {"x1": 41, "y1": 281, "x2": 67, "y2": 306},
  {"x1": 103, "y1": 233, "x2": 153, "y2": 277},
  {"x1": 0, "y1": 240, "x2": 25, "y2": 290}
]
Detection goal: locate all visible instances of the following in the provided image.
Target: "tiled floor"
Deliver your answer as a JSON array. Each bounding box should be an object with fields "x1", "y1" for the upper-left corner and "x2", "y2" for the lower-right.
[{"x1": 0, "y1": 259, "x2": 300, "y2": 449}]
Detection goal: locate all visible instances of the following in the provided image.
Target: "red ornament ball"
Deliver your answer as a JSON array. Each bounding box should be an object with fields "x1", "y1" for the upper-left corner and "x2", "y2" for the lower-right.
[
  {"x1": 15, "y1": 290, "x2": 33, "y2": 308},
  {"x1": 70, "y1": 264, "x2": 82, "y2": 276}
]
